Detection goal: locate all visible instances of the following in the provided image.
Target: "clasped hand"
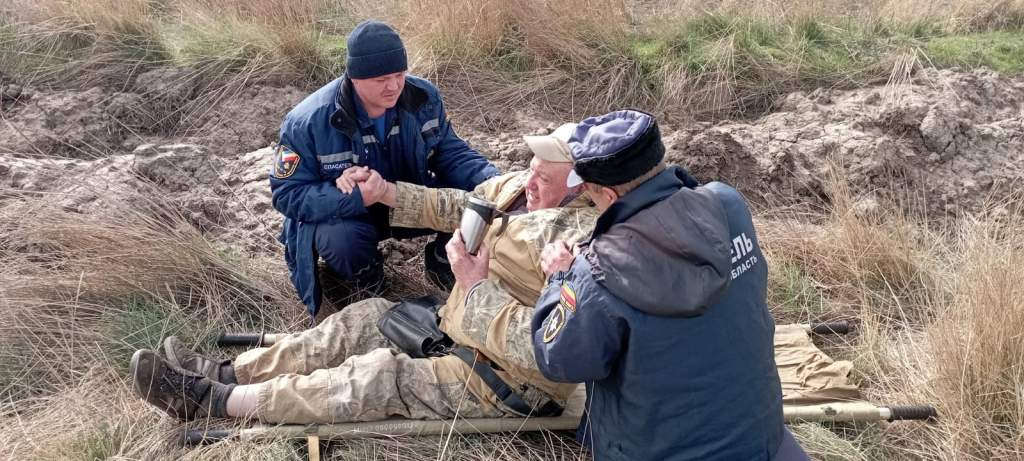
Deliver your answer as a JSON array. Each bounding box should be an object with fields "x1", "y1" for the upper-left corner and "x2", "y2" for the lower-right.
[{"x1": 335, "y1": 166, "x2": 393, "y2": 206}]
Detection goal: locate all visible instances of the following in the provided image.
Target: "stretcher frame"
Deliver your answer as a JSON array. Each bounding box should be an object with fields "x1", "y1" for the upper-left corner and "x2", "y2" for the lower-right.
[{"x1": 186, "y1": 321, "x2": 936, "y2": 459}]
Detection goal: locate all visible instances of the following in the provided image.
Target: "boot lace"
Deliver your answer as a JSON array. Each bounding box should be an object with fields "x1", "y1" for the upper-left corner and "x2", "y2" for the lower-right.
[{"x1": 158, "y1": 366, "x2": 204, "y2": 402}]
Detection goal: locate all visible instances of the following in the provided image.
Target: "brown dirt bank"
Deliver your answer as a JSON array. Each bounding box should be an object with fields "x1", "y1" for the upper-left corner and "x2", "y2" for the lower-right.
[{"x1": 1, "y1": 68, "x2": 1021, "y2": 257}]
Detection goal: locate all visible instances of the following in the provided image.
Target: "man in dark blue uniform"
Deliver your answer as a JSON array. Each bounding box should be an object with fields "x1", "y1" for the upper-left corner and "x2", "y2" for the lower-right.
[
  {"x1": 531, "y1": 110, "x2": 810, "y2": 460},
  {"x1": 270, "y1": 20, "x2": 499, "y2": 318}
]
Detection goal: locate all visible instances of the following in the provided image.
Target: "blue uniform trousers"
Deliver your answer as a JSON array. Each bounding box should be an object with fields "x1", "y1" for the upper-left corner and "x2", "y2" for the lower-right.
[{"x1": 313, "y1": 204, "x2": 447, "y2": 282}]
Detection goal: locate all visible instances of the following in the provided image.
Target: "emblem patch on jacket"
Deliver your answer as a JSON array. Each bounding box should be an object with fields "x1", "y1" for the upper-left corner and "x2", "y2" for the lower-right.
[
  {"x1": 274, "y1": 144, "x2": 300, "y2": 178},
  {"x1": 543, "y1": 304, "x2": 568, "y2": 343}
]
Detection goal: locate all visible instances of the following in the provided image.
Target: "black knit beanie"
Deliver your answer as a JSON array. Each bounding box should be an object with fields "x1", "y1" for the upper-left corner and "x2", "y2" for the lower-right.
[{"x1": 346, "y1": 20, "x2": 408, "y2": 79}]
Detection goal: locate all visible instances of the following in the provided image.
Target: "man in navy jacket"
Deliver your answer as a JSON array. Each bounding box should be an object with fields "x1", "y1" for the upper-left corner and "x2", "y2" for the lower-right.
[
  {"x1": 532, "y1": 110, "x2": 810, "y2": 460},
  {"x1": 271, "y1": 20, "x2": 499, "y2": 318}
]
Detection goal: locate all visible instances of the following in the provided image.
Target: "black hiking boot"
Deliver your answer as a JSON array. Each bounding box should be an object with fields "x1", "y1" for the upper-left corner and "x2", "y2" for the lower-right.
[
  {"x1": 163, "y1": 336, "x2": 237, "y2": 385},
  {"x1": 130, "y1": 349, "x2": 235, "y2": 421}
]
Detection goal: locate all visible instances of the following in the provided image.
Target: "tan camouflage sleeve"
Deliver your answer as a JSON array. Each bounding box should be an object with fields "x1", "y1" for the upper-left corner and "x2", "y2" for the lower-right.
[
  {"x1": 460, "y1": 279, "x2": 539, "y2": 372},
  {"x1": 390, "y1": 181, "x2": 469, "y2": 232}
]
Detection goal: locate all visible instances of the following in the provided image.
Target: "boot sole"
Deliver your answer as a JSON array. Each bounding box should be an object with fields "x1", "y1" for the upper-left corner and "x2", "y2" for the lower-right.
[
  {"x1": 129, "y1": 349, "x2": 146, "y2": 397},
  {"x1": 163, "y1": 336, "x2": 182, "y2": 368}
]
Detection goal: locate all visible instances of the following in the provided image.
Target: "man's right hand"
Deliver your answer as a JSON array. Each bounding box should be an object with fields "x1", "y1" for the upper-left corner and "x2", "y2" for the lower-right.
[
  {"x1": 336, "y1": 166, "x2": 372, "y2": 194},
  {"x1": 447, "y1": 229, "x2": 491, "y2": 293},
  {"x1": 358, "y1": 169, "x2": 396, "y2": 207}
]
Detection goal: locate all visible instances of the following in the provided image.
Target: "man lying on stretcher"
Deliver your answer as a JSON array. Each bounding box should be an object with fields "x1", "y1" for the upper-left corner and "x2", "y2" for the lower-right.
[{"x1": 130, "y1": 124, "x2": 601, "y2": 423}]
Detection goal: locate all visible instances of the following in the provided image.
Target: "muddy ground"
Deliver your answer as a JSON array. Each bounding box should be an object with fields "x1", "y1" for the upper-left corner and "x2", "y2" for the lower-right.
[{"x1": 1, "y1": 67, "x2": 1021, "y2": 265}]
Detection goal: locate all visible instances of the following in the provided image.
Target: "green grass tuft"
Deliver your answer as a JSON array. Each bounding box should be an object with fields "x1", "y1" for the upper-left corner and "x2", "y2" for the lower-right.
[
  {"x1": 108, "y1": 22, "x2": 172, "y2": 65},
  {"x1": 0, "y1": 16, "x2": 170, "y2": 85},
  {"x1": 0, "y1": 336, "x2": 39, "y2": 402},
  {"x1": 100, "y1": 297, "x2": 194, "y2": 375},
  {"x1": 768, "y1": 261, "x2": 829, "y2": 322},
  {"x1": 169, "y1": 18, "x2": 344, "y2": 87},
  {"x1": 627, "y1": 37, "x2": 665, "y2": 64},
  {"x1": 5, "y1": 6, "x2": 1024, "y2": 119},
  {"x1": 66, "y1": 422, "x2": 127, "y2": 461},
  {"x1": 925, "y1": 31, "x2": 1024, "y2": 74},
  {"x1": 793, "y1": 17, "x2": 831, "y2": 45}
]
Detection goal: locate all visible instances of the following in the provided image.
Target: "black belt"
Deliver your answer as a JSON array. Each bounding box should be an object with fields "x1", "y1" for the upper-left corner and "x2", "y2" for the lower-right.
[{"x1": 452, "y1": 346, "x2": 563, "y2": 418}]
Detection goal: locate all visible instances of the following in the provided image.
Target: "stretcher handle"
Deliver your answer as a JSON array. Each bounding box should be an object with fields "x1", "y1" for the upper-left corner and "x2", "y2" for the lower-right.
[
  {"x1": 219, "y1": 322, "x2": 853, "y2": 347},
  {"x1": 888, "y1": 405, "x2": 938, "y2": 421},
  {"x1": 809, "y1": 321, "x2": 850, "y2": 335},
  {"x1": 216, "y1": 332, "x2": 265, "y2": 347},
  {"x1": 183, "y1": 429, "x2": 233, "y2": 446}
]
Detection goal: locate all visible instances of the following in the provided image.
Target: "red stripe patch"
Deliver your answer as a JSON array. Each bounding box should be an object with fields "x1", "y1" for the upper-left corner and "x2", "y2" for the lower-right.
[{"x1": 560, "y1": 283, "x2": 577, "y2": 312}]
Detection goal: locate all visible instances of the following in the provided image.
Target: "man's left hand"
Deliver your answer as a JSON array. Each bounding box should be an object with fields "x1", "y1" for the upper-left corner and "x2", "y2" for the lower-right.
[
  {"x1": 446, "y1": 229, "x2": 490, "y2": 293},
  {"x1": 336, "y1": 166, "x2": 371, "y2": 194},
  {"x1": 541, "y1": 240, "x2": 576, "y2": 278}
]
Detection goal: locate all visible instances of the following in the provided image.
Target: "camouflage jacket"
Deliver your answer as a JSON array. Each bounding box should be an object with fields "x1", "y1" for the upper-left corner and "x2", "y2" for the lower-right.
[{"x1": 392, "y1": 170, "x2": 598, "y2": 405}]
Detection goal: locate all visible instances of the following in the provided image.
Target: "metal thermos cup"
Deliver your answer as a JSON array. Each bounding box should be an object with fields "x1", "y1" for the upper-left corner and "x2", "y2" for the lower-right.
[{"x1": 460, "y1": 196, "x2": 509, "y2": 255}]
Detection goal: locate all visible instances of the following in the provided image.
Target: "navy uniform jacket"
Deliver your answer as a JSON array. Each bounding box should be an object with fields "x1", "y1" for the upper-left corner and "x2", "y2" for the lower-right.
[
  {"x1": 532, "y1": 166, "x2": 784, "y2": 460},
  {"x1": 270, "y1": 75, "x2": 499, "y2": 316}
]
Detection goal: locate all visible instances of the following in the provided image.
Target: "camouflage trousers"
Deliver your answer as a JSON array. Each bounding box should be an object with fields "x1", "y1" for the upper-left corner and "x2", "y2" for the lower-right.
[{"x1": 232, "y1": 298, "x2": 504, "y2": 424}]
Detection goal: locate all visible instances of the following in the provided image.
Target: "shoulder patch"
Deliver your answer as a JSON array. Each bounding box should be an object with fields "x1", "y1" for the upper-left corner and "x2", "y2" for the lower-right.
[
  {"x1": 542, "y1": 304, "x2": 568, "y2": 343},
  {"x1": 559, "y1": 282, "x2": 577, "y2": 313},
  {"x1": 274, "y1": 144, "x2": 300, "y2": 179}
]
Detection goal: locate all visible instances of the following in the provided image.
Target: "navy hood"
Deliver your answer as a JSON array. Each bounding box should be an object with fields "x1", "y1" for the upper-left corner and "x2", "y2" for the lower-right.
[{"x1": 589, "y1": 166, "x2": 733, "y2": 317}]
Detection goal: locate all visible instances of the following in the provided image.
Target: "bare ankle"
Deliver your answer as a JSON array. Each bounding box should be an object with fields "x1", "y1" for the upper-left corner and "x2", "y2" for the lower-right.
[{"x1": 225, "y1": 383, "x2": 262, "y2": 418}]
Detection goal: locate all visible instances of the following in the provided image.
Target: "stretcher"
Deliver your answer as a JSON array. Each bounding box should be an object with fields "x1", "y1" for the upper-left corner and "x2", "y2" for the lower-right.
[{"x1": 186, "y1": 321, "x2": 936, "y2": 459}]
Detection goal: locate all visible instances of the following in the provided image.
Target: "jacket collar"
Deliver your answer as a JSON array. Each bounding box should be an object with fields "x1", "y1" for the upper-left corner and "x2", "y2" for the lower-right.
[
  {"x1": 591, "y1": 166, "x2": 699, "y2": 238},
  {"x1": 330, "y1": 75, "x2": 430, "y2": 137}
]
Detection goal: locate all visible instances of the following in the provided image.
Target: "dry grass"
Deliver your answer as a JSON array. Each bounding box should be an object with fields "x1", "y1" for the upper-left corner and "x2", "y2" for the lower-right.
[
  {"x1": 762, "y1": 171, "x2": 936, "y2": 325},
  {"x1": 760, "y1": 172, "x2": 1024, "y2": 459},
  {"x1": 0, "y1": 187, "x2": 581, "y2": 459},
  {"x1": 662, "y1": 0, "x2": 1024, "y2": 30},
  {"x1": 408, "y1": 0, "x2": 1024, "y2": 122},
  {"x1": 0, "y1": 191, "x2": 291, "y2": 308},
  {"x1": 2, "y1": 1, "x2": 1024, "y2": 459},
  {"x1": 401, "y1": 0, "x2": 629, "y2": 68},
  {"x1": 3, "y1": 162, "x2": 1023, "y2": 459},
  {"x1": 168, "y1": 0, "x2": 347, "y2": 88},
  {"x1": 922, "y1": 204, "x2": 1024, "y2": 458},
  {"x1": 0, "y1": 189, "x2": 300, "y2": 401},
  {"x1": 4, "y1": 0, "x2": 1023, "y2": 126},
  {"x1": 400, "y1": 0, "x2": 652, "y2": 126},
  {"x1": 0, "y1": 0, "x2": 344, "y2": 93}
]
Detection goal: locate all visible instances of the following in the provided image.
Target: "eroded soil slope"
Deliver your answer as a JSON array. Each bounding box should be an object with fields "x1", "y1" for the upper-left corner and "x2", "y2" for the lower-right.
[{"x1": 1, "y1": 68, "x2": 1021, "y2": 257}]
